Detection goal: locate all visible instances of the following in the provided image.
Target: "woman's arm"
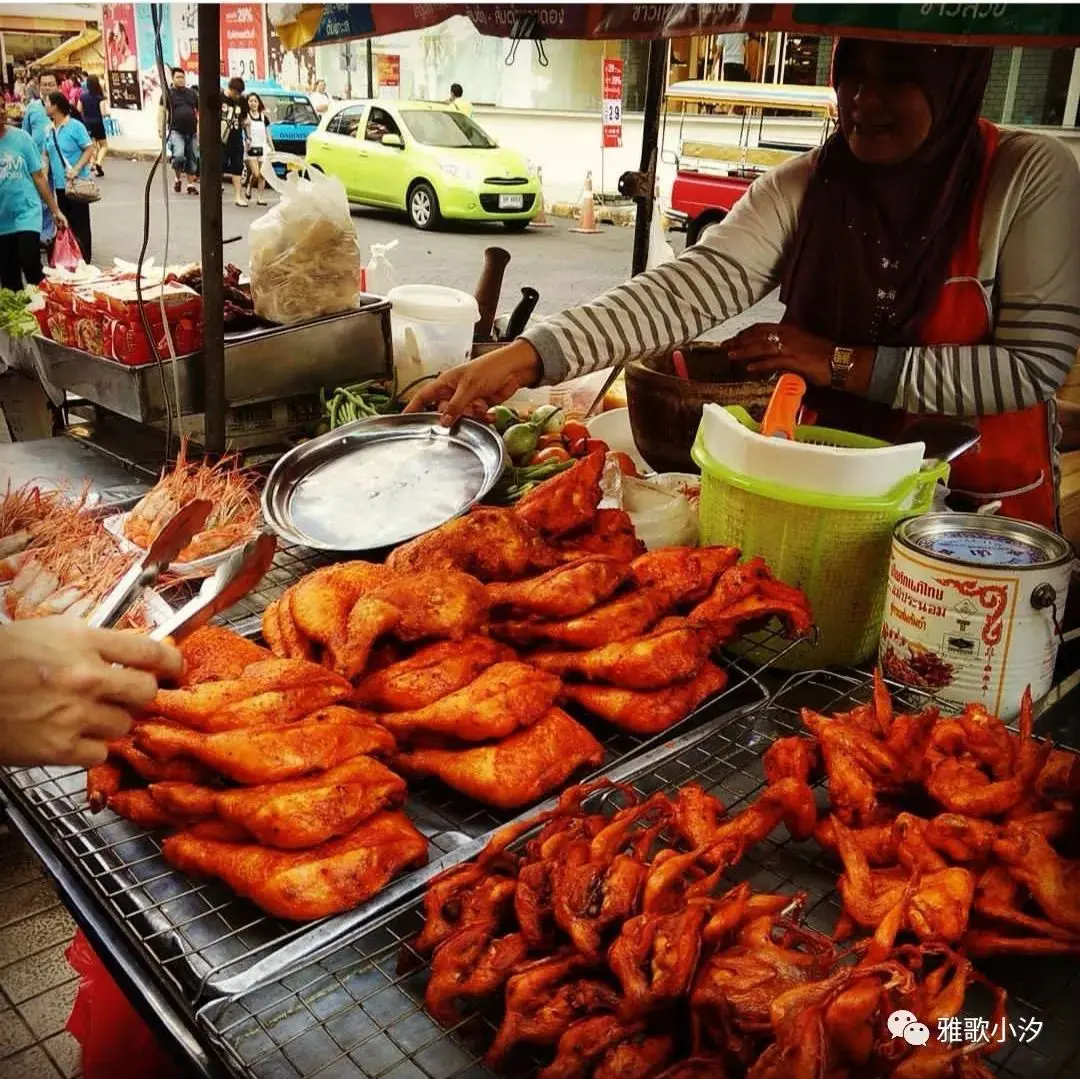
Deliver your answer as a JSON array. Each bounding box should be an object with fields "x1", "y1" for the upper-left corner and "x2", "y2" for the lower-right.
[
  {"x1": 517, "y1": 157, "x2": 803, "y2": 385},
  {"x1": 31, "y1": 168, "x2": 68, "y2": 230},
  {"x1": 68, "y1": 142, "x2": 96, "y2": 177}
]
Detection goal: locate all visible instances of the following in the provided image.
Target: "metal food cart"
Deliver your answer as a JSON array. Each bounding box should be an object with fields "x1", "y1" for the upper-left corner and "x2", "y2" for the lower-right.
[{"x1": 3, "y1": 5, "x2": 1080, "y2": 1079}]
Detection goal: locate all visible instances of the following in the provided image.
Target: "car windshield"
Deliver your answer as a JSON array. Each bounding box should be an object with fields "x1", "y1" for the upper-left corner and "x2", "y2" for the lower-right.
[
  {"x1": 399, "y1": 109, "x2": 495, "y2": 149},
  {"x1": 265, "y1": 96, "x2": 319, "y2": 126}
]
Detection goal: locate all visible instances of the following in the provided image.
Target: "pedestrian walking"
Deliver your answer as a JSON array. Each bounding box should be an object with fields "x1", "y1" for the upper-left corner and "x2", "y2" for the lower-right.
[
  {"x1": 45, "y1": 91, "x2": 95, "y2": 262},
  {"x1": 163, "y1": 67, "x2": 199, "y2": 195},
  {"x1": 77, "y1": 74, "x2": 109, "y2": 177},
  {"x1": 244, "y1": 92, "x2": 273, "y2": 205},
  {"x1": 221, "y1": 77, "x2": 250, "y2": 207}
]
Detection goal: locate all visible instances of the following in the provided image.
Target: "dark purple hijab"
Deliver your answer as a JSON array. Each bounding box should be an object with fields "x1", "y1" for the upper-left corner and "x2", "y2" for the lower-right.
[{"x1": 780, "y1": 41, "x2": 993, "y2": 347}]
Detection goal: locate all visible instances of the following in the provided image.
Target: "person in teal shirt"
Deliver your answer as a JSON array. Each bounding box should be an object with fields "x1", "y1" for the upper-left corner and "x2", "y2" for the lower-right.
[
  {"x1": 45, "y1": 91, "x2": 93, "y2": 261},
  {"x1": 0, "y1": 111, "x2": 67, "y2": 290},
  {"x1": 22, "y1": 86, "x2": 49, "y2": 152}
]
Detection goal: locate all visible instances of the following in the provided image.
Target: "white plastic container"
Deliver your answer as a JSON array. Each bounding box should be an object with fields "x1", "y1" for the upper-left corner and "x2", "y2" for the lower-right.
[
  {"x1": 700, "y1": 402, "x2": 925, "y2": 499},
  {"x1": 621, "y1": 476, "x2": 696, "y2": 549},
  {"x1": 365, "y1": 240, "x2": 398, "y2": 295},
  {"x1": 388, "y1": 284, "x2": 479, "y2": 386}
]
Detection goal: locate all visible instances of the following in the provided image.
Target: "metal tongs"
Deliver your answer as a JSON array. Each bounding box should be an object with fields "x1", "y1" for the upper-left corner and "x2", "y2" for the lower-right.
[
  {"x1": 151, "y1": 532, "x2": 277, "y2": 643},
  {"x1": 87, "y1": 499, "x2": 214, "y2": 630}
]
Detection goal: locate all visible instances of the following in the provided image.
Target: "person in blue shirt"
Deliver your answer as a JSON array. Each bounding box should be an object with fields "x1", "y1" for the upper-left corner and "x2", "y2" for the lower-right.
[
  {"x1": 45, "y1": 90, "x2": 94, "y2": 262},
  {"x1": 0, "y1": 109, "x2": 67, "y2": 290},
  {"x1": 22, "y1": 85, "x2": 48, "y2": 152}
]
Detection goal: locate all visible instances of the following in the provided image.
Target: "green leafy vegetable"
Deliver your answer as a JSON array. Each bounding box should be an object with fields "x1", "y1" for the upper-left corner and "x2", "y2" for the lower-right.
[{"x1": 0, "y1": 289, "x2": 38, "y2": 338}]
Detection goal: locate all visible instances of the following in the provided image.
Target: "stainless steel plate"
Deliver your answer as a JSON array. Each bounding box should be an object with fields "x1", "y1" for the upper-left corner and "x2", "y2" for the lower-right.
[{"x1": 261, "y1": 414, "x2": 506, "y2": 552}]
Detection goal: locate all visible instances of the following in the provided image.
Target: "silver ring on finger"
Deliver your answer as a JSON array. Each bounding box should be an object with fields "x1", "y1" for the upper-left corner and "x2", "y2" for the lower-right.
[{"x1": 767, "y1": 332, "x2": 782, "y2": 353}]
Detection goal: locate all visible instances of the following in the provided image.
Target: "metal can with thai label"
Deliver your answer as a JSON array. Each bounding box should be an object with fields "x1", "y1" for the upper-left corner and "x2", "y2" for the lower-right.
[{"x1": 880, "y1": 514, "x2": 1073, "y2": 719}]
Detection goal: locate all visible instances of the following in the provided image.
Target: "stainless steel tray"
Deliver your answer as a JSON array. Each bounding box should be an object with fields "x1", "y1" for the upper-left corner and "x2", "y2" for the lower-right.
[
  {"x1": 197, "y1": 669, "x2": 1080, "y2": 1079},
  {"x1": 0, "y1": 618, "x2": 804, "y2": 1009},
  {"x1": 261, "y1": 415, "x2": 507, "y2": 552}
]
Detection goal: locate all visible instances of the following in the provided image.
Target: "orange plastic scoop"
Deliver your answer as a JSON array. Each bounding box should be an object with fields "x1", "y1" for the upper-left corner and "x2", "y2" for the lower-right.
[{"x1": 760, "y1": 374, "x2": 806, "y2": 440}]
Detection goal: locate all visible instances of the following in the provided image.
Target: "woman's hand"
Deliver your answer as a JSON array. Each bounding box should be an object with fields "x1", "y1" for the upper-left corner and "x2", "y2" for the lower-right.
[
  {"x1": 723, "y1": 323, "x2": 835, "y2": 387},
  {"x1": 403, "y1": 340, "x2": 542, "y2": 425},
  {"x1": 64, "y1": 166, "x2": 76, "y2": 182},
  {"x1": 54, "y1": 209, "x2": 69, "y2": 231},
  {"x1": 0, "y1": 620, "x2": 183, "y2": 768}
]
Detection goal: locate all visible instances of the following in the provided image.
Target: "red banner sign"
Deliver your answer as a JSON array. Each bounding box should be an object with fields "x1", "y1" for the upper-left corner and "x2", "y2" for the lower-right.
[
  {"x1": 602, "y1": 56, "x2": 623, "y2": 149},
  {"x1": 220, "y1": 3, "x2": 267, "y2": 82}
]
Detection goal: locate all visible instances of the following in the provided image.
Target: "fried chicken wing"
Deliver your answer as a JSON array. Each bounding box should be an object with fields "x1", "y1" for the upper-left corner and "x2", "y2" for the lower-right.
[
  {"x1": 630, "y1": 545, "x2": 741, "y2": 606},
  {"x1": 560, "y1": 661, "x2": 728, "y2": 735},
  {"x1": 814, "y1": 816, "x2": 899, "y2": 867},
  {"x1": 494, "y1": 587, "x2": 672, "y2": 650},
  {"x1": 178, "y1": 626, "x2": 272, "y2": 684},
  {"x1": 690, "y1": 560, "x2": 813, "y2": 642},
  {"x1": 336, "y1": 569, "x2": 490, "y2": 680},
  {"x1": 150, "y1": 659, "x2": 351, "y2": 732},
  {"x1": 387, "y1": 506, "x2": 558, "y2": 581},
  {"x1": 395, "y1": 709, "x2": 604, "y2": 810},
  {"x1": 993, "y1": 820, "x2": 1080, "y2": 934},
  {"x1": 554, "y1": 508, "x2": 644, "y2": 563},
  {"x1": 415, "y1": 863, "x2": 518, "y2": 955},
  {"x1": 831, "y1": 819, "x2": 910, "y2": 929},
  {"x1": 763, "y1": 736, "x2": 819, "y2": 786},
  {"x1": 513, "y1": 451, "x2": 604, "y2": 538},
  {"x1": 135, "y1": 707, "x2": 395, "y2": 784},
  {"x1": 531, "y1": 617, "x2": 711, "y2": 690},
  {"x1": 672, "y1": 784, "x2": 726, "y2": 848},
  {"x1": 150, "y1": 756, "x2": 406, "y2": 849},
  {"x1": 352, "y1": 636, "x2": 514, "y2": 711},
  {"x1": 487, "y1": 556, "x2": 630, "y2": 619},
  {"x1": 380, "y1": 662, "x2": 560, "y2": 743},
  {"x1": 161, "y1": 810, "x2": 427, "y2": 920},
  {"x1": 425, "y1": 923, "x2": 529, "y2": 1025}
]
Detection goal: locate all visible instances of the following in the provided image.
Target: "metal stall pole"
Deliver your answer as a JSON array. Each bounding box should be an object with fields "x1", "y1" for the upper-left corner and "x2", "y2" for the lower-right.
[
  {"x1": 621, "y1": 38, "x2": 668, "y2": 276},
  {"x1": 197, "y1": 4, "x2": 226, "y2": 456}
]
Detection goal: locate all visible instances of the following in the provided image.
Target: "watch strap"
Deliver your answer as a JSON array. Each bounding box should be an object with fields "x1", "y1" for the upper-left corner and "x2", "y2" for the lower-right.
[{"x1": 831, "y1": 346, "x2": 855, "y2": 389}]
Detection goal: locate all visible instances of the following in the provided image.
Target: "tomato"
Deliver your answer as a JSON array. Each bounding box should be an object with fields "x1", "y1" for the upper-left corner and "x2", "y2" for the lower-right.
[
  {"x1": 567, "y1": 437, "x2": 589, "y2": 457},
  {"x1": 533, "y1": 446, "x2": 571, "y2": 465},
  {"x1": 536, "y1": 433, "x2": 566, "y2": 450},
  {"x1": 562, "y1": 420, "x2": 590, "y2": 444},
  {"x1": 610, "y1": 451, "x2": 639, "y2": 477},
  {"x1": 584, "y1": 439, "x2": 610, "y2": 456}
]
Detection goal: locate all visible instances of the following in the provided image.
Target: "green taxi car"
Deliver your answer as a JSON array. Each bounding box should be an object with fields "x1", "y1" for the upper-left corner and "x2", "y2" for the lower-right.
[{"x1": 305, "y1": 99, "x2": 541, "y2": 231}]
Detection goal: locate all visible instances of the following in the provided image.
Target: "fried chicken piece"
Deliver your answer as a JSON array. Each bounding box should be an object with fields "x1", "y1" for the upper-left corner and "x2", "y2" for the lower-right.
[
  {"x1": 108, "y1": 729, "x2": 215, "y2": 785},
  {"x1": 107, "y1": 789, "x2": 192, "y2": 831},
  {"x1": 380, "y1": 662, "x2": 560, "y2": 743},
  {"x1": 690, "y1": 559, "x2": 813, "y2": 642},
  {"x1": 86, "y1": 761, "x2": 124, "y2": 812},
  {"x1": 814, "y1": 816, "x2": 899, "y2": 867},
  {"x1": 1036, "y1": 746, "x2": 1080, "y2": 799},
  {"x1": 831, "y1": 818, "x2": 910, "y2": 929},
  {"x1": 969, "y1": 864, "x2": 1080, "y2": 945},
  {"x1": 335, "y1": 569, "x2": 490, "y2": 681},
  {"x1": 425, "y1": 924, "x2": 529, "y2": 1025},
  {"x1": 414, "y1": 863, "x2": 517, "y2": 955},
  {"x1": 353, "y1": 636, "x2": 514, "y2": 711},
  {"x1": 161, "y1": 810, "x2": 427, "y2": 920},
  {"x1": 273, "y1": 590, "x2": 316, "y2": 661},
  {"x1": 261, "y1": 597, "x2": 285, "y2": 658},
  {"x1": 656, "y1": 1059, "x2": 733, "y2": 1079},
  {"x1": 561, "y1": 661, "x2": 728, "y2": 735},
  {"x1": 135, "y1": 707, "x2": 395, "y2": 784},
  {"x1": 921, "y1": 813, "x2": 998, "y2": 864},
  {"x1": 487, "y1": 556, "x2": 630, "y2": 619},
  {"x1": 609, "y1": 902, "x2": 709, "y2": 1018},
  {"x1": 630, "y1": 545, "x2": 741, "y2": 606},
  {"x1": 554, "y1": 508, "x2": 645, "y2": 563},
  {"x1": 513, "y1": 451, "x2": 604, "y2": 538},
  {"x1": 387, "y1": 506, "x2": 558, "y2": 581},
  {"x1": 994, "y1": 820, "x2": 1080, "y2": 934},
  {"x1": 495, "y1": 587, "x2": 671, "y2": 650},
  {"x1": 594, "y1": 1034, "x2": 674, "y2": 1079},
  {"x1": 763, "y1": 736, "x2": 819, "y2": 785},
  {"x1": 538, "y1": 1015, "x2": 648, "y2": 1079},
  {"x1": 532, "y1": 617, "x2": 711, "y2": 690},
  {"x1": 486, "y1": 952, "x2": 619, "y2": 1066},
  {"x1": 150, "y1": 756, "x2": 406, "y2": 849},
  {"x1": 672, "y1": 784, "x2": 725, "y2": 848},
  {"x1": 395, "y1": 708, "x2": 603, "y2": 810},
  {"x1": 908, "y1": 867, "x2": 976, "y2": 943},
  {"x1": 961, "y1": 929, "x2": 1080, "y2": 956},
  {"x1": 150, "y1": 659, "x2": 352, "y2": 732},
  {"x1": 178, "y1": 627, "x2": 272, "y2": 684}
]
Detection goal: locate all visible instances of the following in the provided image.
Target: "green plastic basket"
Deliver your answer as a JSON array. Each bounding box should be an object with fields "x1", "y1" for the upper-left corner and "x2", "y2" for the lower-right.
[{"x1": 692, "y1": 411, "x2": 948, "y2": 670}]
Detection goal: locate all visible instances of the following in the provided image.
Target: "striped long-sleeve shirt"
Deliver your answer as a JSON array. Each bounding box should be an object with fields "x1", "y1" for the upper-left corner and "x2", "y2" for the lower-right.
[{"x1": 522, "y1": 129, "x2": 1080, "y2": 417}]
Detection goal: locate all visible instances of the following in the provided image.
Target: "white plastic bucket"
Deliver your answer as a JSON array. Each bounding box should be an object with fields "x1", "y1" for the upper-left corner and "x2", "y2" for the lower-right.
[{"x1": 388, "y1": 284, "x2": 479, "y2": 386}]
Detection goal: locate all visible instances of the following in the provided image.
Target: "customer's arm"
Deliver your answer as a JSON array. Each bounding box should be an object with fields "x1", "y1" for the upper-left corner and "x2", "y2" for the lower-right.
[
  {"x1": 0, "y1": 620, "x2": 182, "y2": 767},
  {"x1": 64, "y1": 123, "x2": 95, "y2": 180},
  {"x1": 31, "y1": 167, "x2": 67, "y2": 231}
]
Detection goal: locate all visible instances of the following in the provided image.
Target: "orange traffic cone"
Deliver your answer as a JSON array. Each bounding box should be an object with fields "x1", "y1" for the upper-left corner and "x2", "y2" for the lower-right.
[
  {"x1": 529, "y1": 167, "x2": 554, "y2": 229},
  {"x1": 570, "y1": 170, "x2": 602, "y2": 235}
]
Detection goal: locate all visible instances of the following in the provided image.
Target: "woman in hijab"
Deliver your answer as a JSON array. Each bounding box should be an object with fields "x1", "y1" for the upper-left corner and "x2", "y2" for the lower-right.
[{"x1": 408, "y1": 40, "x2": 1080, "y2": 528}]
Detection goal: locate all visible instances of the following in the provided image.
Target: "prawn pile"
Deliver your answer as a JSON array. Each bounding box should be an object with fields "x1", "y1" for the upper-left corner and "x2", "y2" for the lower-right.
[{"x1": 123, "y1": 440, "x2": 259, "y2": 564}]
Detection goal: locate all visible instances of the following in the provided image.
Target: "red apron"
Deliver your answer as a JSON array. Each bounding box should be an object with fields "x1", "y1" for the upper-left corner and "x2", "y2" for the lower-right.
[{"x1": 907, "y1": 119, "x2": 1057, "y2": 528}]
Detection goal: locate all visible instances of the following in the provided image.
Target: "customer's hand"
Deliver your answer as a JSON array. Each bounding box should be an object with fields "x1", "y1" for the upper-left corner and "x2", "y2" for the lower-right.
[
  {"x1": 65, "y1": 166, "x2": 76, "y2": 182},
  {"x1": 0, "y1": 620, "x2": 183, "y2": 768},
  {"x1": 403, "y1": 340, "x2": 542, "y2": 425},
  {"x1": 53, "y1": 210, "x2": 69, "y2": 232}
]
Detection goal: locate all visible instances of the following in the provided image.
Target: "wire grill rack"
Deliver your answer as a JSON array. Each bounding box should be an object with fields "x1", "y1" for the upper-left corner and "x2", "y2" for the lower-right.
[
  {"x1": 0, "y1": 558, "x2": 804, "y2": 1009},
  {"x1": 198, "y1": 668, "x2": 1080, "y2": 1079}
]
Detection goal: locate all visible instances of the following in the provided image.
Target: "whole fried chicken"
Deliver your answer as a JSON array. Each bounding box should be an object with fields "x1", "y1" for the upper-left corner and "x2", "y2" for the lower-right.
[
  {"x1": 487, "y1": 556, "x2": 630, "y2": 619},
  {"x1": 513, "y1": 451, "x2": 604, "y2": 538},
  {"x1": 135, "y1": 706, "x2": 395, "y2": 784},
  {"x1": 395, "y1": 709, "x2": 604, "y2": 809},
  {"x1": 387, "y1": 506, "x2": 558, "y2": 581},
  {"x1": 531, "y1": 617, "x2": 711, "y2": 690},
  {"x1": 178, "y1": 626, "x2": 272, "y2": 684},
  {"x1": 336, "y1": 569, "x2": 490, "y2": 680},
  {"x1": 630, "y1": 545, "x2": 741, "y2": 606},
  {"x1": 379, "y1": 662, "x2": 561, "y2": 743},
  {"x1": 560, "y1": 661, "x2": 727, "y2": 734},
  {"x1": 150, "y1": 756, "x2": 406, "y2": 849},
  {"x1": 538, "y1": 1015, "x2": 648, "y2": 1079},
  {"x1": 425, "y1": 925, "x2": 529, "y2": 1025},
  {"x1": 353, "y1": 636, "x2": 514, "y2": 711},
  {"x1": 161, "y1": 810, "x2": 427, "y2": 920},
  {"x1": 414, "y1": 862, "x2": 518, "y2": 955},
  {"x1": 594, "y1": 1034, "x2": 674, "y2": 1079},
  {"x1": 150, "y1": 659, "x2": 351, "y2": 732}
]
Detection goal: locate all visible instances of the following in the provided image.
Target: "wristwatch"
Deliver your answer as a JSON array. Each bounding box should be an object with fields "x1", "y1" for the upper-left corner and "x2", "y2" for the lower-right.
[{"x1": 831, "y1": 346, "x2": 855, "y2": 389}]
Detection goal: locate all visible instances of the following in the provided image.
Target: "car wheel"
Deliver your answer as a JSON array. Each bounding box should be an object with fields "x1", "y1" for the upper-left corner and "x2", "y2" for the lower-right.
[
  {"x1": 503, "y1": 220, "x2": 530, "y2": 232},
  {"x1": 408, "y1": 182, "x2": 440, "y2": 230},
  {"x1": 686, "y1": 210, "x2": 726, "y2": 247}
]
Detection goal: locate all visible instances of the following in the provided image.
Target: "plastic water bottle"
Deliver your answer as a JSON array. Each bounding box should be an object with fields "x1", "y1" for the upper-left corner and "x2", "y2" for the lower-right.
[{"x1": 365, "y1": 240, "x2": 399, "y2": 296}]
